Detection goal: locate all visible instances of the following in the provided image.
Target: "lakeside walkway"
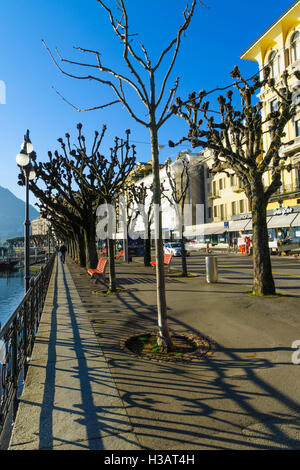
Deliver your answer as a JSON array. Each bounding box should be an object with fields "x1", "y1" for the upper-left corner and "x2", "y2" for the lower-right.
[{"x1": 8, "y1": 255, "x2": 300, "y2": 450}]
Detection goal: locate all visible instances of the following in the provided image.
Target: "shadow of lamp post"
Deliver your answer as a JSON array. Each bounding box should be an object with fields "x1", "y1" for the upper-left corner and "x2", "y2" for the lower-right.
[{"x1": 16, "y1": 130, "x2": 36, "y2": 292}]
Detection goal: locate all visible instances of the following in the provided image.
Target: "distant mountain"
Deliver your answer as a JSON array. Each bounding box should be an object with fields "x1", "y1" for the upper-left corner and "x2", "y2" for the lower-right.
[{"x1": 0, "y1": 186, "x2": 39, "y2": 242}]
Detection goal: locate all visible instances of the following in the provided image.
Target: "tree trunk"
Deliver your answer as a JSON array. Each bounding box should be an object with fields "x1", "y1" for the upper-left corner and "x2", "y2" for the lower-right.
[
  {"x1": 83, "y1": 220, "x2": 98, "y2": 269},
  {"x1": 149, "y1": 113, "x2": 173, "y2": 352},
  {"x1": 107, "y1": 238, "x2": 117, "y2": 291},
  {"x1": 252, "y1": 190, "x2": 276, "y2": 295},
  {"x1": 144, "y1": 225, "x2": 151, "y2": 267},
  {"x1": 180, "y1": 238, "x2": 188, "y2": 277},
  {"x1": 76, "y1": 229, "x2": 86, "y2": 267},
  {"x1": 180, "y1": 208, "x2": 188, "y2": 277}
]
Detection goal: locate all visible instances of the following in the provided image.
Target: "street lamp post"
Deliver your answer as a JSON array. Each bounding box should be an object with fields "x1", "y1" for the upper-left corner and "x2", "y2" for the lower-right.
[{"x1": 16, "y1": 130, "x2": 36, "y2": 292}]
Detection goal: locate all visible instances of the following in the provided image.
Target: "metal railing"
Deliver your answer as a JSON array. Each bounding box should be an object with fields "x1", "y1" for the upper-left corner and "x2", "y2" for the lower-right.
[
  {"x1": 0, "y1": 253, "x2": 55, "y2": 441},
  {"x1": 269, "y1": 182, "x2": 300, "y2": 200}
]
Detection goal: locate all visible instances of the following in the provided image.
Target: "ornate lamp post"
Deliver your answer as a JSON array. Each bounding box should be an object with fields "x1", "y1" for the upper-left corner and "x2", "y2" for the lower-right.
[{"x1": 16, "y1": 130, "x2": 36, "y2": 292}]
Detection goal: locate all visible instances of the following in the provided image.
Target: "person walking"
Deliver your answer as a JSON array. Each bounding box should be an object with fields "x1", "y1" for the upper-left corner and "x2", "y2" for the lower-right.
[{"x1": 59, "y1": 244, "x2": 67, "y2": 264}]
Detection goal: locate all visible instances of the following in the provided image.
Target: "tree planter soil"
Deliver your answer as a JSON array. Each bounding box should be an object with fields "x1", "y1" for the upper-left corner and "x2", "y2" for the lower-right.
[{"x1": 121, "y1": 332, "x2": 215, "y2": 362}]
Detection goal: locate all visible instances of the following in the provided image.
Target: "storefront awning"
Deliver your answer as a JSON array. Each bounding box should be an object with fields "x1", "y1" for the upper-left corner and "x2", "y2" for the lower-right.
[
  {"x1": 267, "y1": 213, "x2": 298, "y2": 229},
  {"x1": 291, "y1": 213, "x2": 300, "y2": 228},
  {"x1": 212, "y1": 226, "x2": 229, "y2": 234},
  {"x1": 204, "y1": 223, "x2": 227, "y2": 235},
  {"x1": 245, "y1": 216, "x2": 273, "y2": 231},
  {"x1": 228, "y1": 219, "x2": 251, "y2": 232}
]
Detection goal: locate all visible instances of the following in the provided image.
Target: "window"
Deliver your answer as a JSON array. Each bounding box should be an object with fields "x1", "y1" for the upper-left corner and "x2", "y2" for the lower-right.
[
  {"x1": 291, "y1": 31, "x2": 300, "y2": 62},
  {"x1": 208, "y1": 206, "x2": 212, "y2": 219},
  {"x1": 270, "y1": 99, "x2": 278, "y2": 112},
  {"x1": 239, "y1": 199, "x2": 245, "y2": 214},
  {"x1": 268, "y1": 50, "x2": 278, "y2": 78},
  {"x1": 219, "y1": 179, "x2": 223, "y2": 190},
  {"x1": 220, "y1": 204, "x2": 225, "y2": 220},
  {"x1": 231, "y1": 201, "x2": 236, "y2": 216},
  {"x1": 213, "y1": 181, "x2": 217, "y2": 195},
  {"x1": 295, "y1": 120, "x2": 300, "y2": 137},
  {"x1": 230, "y1": 174, "x2": 236, "y2": 186},
  {"x1": 285, "y1": 47, "x2": 290, "y2": 67},
  {"x1": 213, "y1": 206, "x2": 218, "y2": 218}
]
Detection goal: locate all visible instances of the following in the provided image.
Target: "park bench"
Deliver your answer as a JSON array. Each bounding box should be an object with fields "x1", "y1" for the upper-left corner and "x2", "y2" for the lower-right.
[
  {"x1": 150, "y1": 253, "x2": 173, "y2": 271},
  {"x1": 87, "y1": 258, "x2": 108, "y2": 283},
  {"x1": 115, "y1": 249, "x2": 124, "y2": 259}
]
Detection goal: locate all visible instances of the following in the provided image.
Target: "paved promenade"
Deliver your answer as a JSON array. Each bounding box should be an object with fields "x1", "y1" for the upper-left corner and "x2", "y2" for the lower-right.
[{"x1": 8, "y1": 255, "x2": 300, "y2": 450}]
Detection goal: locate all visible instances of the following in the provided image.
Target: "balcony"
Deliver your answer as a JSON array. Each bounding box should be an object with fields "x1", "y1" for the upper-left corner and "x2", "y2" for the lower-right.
[
  {"x1": 280, "y1": 136, "x2": 300, "y2": 157},
  {"x1": 232, "y1": 184, "x2": 244, "y2": 193},
  {"x1": 209, "y1": 190, "x2": 220, "y2": 200},
  {"x1": 268, "y1": 182, "x2": 300, "y2": 201}
]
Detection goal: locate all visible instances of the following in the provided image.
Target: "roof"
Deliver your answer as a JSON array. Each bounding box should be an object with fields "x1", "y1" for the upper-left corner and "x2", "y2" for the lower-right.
[{"x1": 240, "y1": 0, "x2": 300, "y2": 60}]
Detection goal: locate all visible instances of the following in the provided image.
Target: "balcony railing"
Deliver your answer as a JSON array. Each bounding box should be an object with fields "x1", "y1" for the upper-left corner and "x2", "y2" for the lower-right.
[
  {"x1": 269, "y1": 182, "x2": 300, "y2": 200},
  {"x1": 0, "y1": 253, "x2": 55, "y2": 442},
  {"x1": 209, "y1": 190, "x2": 220, "y2": 199},
  {"x1": 232, "y1": 184, "x2": 244, "y2": 193}
]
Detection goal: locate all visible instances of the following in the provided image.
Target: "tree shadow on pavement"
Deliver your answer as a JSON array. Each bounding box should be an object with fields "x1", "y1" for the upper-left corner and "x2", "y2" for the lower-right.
[{"x1": 68, "y1": 260, "x2": 300, "y2": 450}]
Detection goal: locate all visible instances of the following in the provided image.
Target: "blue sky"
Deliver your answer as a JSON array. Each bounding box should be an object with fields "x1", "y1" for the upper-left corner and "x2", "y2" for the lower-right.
[{"x1": 0, "y1": 0, "x2": 293, "y2": 206}]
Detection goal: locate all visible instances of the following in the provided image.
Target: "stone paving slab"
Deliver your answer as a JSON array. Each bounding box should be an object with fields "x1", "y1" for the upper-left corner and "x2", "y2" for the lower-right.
[
  {"x1": 8, "y1": 254, "x2": 300, "y2": 450},
  {"x1": 8, "y1": 257, "x2": 141, "y2": 450},
  {"x1": 68, "y1": 257, "x2": 300, "y2": 450}
]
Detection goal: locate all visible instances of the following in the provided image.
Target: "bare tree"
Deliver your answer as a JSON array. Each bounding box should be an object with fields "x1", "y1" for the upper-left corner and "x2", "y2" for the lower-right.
[
  {"x1": 23, "y1": 126, "x2": 105, "y2": 269},
  {"x1": 127, "y1": 182, "x2": 154, "y2": 267},
  {"x1": 170, "y1": 66, "x2": 299, "y2": 295},
  {"x1": 162, "y1": 156, "x2": 190, "y2": 277},
  {"x1": 43, "y1": 0, "x2": 205, "y2": 351},
  {"x1": 86, "y1": 129, "x2": 136, "y2": 291}
]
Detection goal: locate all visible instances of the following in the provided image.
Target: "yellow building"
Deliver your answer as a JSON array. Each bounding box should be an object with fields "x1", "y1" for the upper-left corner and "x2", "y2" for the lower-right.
[
  {"x1": 195, "y1": 1, "x2": 300, "y2": 248},
  {"x1": 241, "y1": 0, "x2": 300, "y2": 211},
  {"x1": 237, "y1": 0, "x2": 300, "y2": 244}
]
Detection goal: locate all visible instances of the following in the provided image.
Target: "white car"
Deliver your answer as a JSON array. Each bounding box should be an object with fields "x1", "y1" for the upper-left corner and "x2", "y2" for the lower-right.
[{"x1": 164, "y1": 242, "x2": 190, "y2": 257}]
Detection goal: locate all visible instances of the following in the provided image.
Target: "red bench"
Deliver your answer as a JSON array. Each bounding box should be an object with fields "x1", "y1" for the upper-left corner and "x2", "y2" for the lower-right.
[
  {"x1": 150, "y1": 253, "x2": 173, "y2": 270},
  {"x1": 115, "y1": 249, "x2": 124, "y2": 259},
  {"x1": 87, "y1": 258, "x2": 108, "y2": 282}
]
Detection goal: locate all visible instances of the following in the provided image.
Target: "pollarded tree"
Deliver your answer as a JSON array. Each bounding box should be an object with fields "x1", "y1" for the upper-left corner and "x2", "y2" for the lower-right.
[
  {"x1": 86, "y1": 130, "x2": 136, "y2": 292},
  {"x1": 38, "y1": 200, "x2": 85, "y2": 263},
  {"x1": 43, "y1": 0, "x2": 206, "y2": 351},
  {"x1": 162, "y1": 156, "x2": 190, "y2": 277},
  {"x1": 24, "y1": 125, "x2": 106, "y2": 269},
  {"x1": 170, "y1": 66, "x2": 299, "y2": 295},
  {"x1": 126, "y1": 182, "x2": 155, "y2": 267}
]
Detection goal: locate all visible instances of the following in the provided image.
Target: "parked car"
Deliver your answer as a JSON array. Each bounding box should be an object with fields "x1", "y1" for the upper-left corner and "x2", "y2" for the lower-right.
[
  {"x1": 278, "y1": 238, "x2": 300, "y2": 255},
  {"x1": 269, "y1": 238, "x2": 300, "y2": 255},
  {"x1": 164, "y1": 242, "x2": 190, "y2": 257}
]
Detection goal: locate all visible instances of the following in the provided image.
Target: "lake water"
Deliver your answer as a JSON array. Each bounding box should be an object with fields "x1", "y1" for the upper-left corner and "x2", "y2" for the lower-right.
[{"x1": 0, "y1": 269, "x2": 25, "y2": 329}]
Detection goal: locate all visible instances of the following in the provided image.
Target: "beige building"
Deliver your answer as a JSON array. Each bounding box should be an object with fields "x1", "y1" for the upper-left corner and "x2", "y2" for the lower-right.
[{"x1": 31, "y1": 217, "x2": 49, "y2": 236}]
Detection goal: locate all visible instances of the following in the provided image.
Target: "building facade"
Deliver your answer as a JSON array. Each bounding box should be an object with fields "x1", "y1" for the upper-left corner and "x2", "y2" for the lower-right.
[
  {"x1": 186, "y1": 1, "x2": 300, "y2": 249},
  {"x1": 31, "y1": 217, "x2": 49, "y2": 236},
  {"x1": 240, "y1": 0, "x2": 300, "y2": 244},
  {"x1": 115, "y1": 3, "x2": 300, "y2": 249}
]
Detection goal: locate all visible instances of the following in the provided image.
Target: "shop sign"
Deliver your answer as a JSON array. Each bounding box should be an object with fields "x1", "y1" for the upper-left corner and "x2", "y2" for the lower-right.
[{"x1": 273, "y1": 206, "x2": 293, "y2": 216}]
